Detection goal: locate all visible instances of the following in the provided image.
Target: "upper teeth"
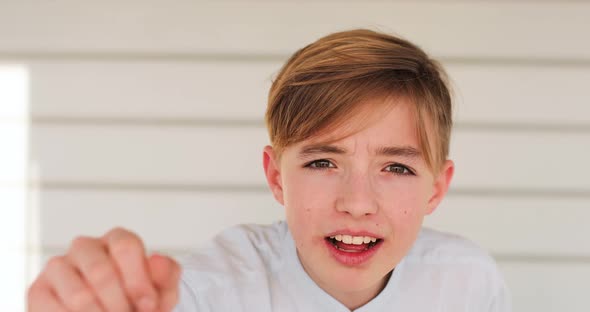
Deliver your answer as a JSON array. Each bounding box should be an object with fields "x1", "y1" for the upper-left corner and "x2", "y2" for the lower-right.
[{"x1": 329, "y1": 234, "x2": 378, "y2": 245}]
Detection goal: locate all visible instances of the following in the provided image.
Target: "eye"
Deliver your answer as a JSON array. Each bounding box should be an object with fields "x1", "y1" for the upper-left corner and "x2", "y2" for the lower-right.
[
  {"x1": 305, "y1": 159, "x2": 336, "y2": 169},
  {"x1": 384, "y1": 163, "x2": 414, "y2": 175}
]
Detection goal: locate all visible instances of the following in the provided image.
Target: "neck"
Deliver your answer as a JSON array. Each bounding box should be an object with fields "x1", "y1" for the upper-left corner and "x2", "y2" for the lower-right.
[
  {"x1": 297, "y1": 250, "x2": 392, "y2": 311},
  {"x1": 330, "y1": 271, "x2": 392, "y2": 310},
  {"x1": 293, "y1": 246, "x2": 393, "y2": 310}
]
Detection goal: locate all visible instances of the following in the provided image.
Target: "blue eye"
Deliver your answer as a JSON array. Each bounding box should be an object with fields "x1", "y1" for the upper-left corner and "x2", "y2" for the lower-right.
[
  {"x1": 384, "y1": 164, "x2": 414, "y2": 175},
  {"x1": 305, "y1": 159, "x2": 336, "y2": 169}
]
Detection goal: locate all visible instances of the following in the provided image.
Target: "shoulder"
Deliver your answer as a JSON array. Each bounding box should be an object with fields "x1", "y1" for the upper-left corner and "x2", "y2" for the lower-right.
[
  {"x1": 178, "y1": 221, "x2": 288, "y2": 292},
  {"x1": 406, "y1": 227, "x2": 497, "y2": 267},
  {"x1": 400, "y1": 227, "x2": 511, "y2": 310}
]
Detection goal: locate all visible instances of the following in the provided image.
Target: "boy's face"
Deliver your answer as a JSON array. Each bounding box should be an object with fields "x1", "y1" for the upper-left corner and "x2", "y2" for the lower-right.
[{"x1": 263, "y1": 97, "x2": 453, "y2": 302}]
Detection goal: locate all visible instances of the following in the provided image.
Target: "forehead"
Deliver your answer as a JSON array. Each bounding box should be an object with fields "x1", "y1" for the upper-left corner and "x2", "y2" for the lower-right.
[{"x1": 294, "y1": 96, "x2": 420, "y2": 153}]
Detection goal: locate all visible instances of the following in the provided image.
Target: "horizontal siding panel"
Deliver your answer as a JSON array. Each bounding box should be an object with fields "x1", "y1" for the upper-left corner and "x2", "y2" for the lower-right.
[
  {"x1": 29, "y1": 126, "x2": 590, "y2": 190},
  {"x1": 427, "y1": 196, "x2": 590, "y2": 256},
  {"x1": 448, "y1": 64, "x2": 590, "y2": 125},
  {"x1": 34, "y1": 190, "x2": 284, "y2": 251},
  {"x1": 25, "y1": 61, "x2": 278, "y2": 121},
  {"x1": 30, "y1": 189, "x2": 590, "y2": 256},
  {"x1": 30, "y1": 126, "x2": 270, "y2": 185},
  {"x1": 0, "y1": 2, "x2": 589, "y2": 59},
  {"x1": 449, "y1": 130, "x2": 590, "y2": 191},
  {"x1": 500, "y1": 262, "x2": 590, "y2": 312},
  {"x1": 0, "y1": 61, "x2": 587, "y2": 124}
]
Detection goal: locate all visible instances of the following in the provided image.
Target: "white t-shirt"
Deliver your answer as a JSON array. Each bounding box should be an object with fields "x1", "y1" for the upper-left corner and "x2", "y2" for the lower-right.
[{"x1": 173, "y1": 221, "x2": 511, "y2": 311}]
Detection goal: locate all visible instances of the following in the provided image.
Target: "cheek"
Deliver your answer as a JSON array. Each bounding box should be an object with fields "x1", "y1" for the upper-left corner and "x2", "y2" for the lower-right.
[
  {"x1": 282, "y1": 171, "x2": 336, "y2": 238},
  {"x1": 378, "y1": 179, "x2": 432, "y2": 222}
]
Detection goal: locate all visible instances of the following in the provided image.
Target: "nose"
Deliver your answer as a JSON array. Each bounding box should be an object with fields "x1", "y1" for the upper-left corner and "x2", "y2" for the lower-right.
[{"x1": 335, "y1": 171, "x2": 379, "y2": 218}]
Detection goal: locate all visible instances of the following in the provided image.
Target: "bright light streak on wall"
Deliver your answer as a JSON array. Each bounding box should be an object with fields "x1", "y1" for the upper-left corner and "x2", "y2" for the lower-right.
[{"x1": 0, "y1": 65, "x2": 30, "y2": 312}]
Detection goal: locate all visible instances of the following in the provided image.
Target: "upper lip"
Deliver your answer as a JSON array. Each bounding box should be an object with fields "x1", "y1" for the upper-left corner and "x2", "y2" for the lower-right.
[{"x1": 325, "y1": 229, "x2": 383, "y2": 239}]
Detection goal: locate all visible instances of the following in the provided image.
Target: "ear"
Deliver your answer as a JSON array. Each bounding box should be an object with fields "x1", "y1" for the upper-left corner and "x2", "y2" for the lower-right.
[
  {"x1": 263, "y1": 145, "x2": 284, "y2": 205},
  {"x1": 425, "y1": 160, "x2": 454, "y2": 215}
]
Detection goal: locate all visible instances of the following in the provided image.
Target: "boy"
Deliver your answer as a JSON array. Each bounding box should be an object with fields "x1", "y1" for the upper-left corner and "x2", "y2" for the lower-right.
[{"x1": 28, "y1": 29, "x2": 510, "y2": 311}]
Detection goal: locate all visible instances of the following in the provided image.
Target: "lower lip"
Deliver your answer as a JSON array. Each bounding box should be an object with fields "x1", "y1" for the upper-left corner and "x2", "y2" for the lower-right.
[{"x1": 324, "y1": 239, "x2": 383, "y2": 266}]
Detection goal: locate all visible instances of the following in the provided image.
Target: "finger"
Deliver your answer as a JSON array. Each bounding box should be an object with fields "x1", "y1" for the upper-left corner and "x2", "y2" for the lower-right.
[
  {"x1": 102, "y1": 228, "x2": 158, "y2": 311},
  {"x1": 43, "y1": 256, "x2": 103, "y2": 312},
  {"x1": 148, "y1": 254, "x2": 181, "y2": 312},
  {"x1": 27, "y1": 279, "x2": 68, "y2": 312},
  {"x1": 68, "y1": 236, "x2": 132, "y2": 312}
]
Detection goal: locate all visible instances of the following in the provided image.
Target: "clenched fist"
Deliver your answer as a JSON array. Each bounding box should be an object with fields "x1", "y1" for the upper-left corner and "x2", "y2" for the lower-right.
[{"x1": 27, "y1": 228, "x2": 181, "y2": 312}]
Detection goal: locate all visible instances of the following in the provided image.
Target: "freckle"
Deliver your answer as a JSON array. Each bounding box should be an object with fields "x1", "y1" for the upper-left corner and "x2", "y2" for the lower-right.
[
  {"x1": 375, "y1": 223, "x2": 379, "y2": 227},
  {"x1": 404, "y1": 210, "x2": 407, "y2": 214}
]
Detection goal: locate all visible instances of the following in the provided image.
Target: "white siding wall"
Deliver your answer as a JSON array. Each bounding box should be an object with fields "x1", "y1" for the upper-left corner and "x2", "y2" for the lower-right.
[{"x1": 0, "y1": 1, "x2": 589, "y2": 311}]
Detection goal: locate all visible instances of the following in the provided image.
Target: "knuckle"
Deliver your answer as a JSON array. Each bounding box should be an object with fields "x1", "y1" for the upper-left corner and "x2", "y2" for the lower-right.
[
  {"x1": 125, "y1": 286, "x2": 144, "y2": 301},
  {"x1": 70, "y1": 236, "x2": 95, "y2": 251},
  {"x1": 110, "y1": 235, "x2": 142, "y2": 256},
  {"x1": 66, "y1": 288, "x2": 96, "y2": 311},
  {"x1": 126, "y1": 274, "x2": 157, "y2": 301},
  {"x1": 45, "y1": 255, "x2": 67, "y2": 272},
  {"x1": 125, "y1": 278, "x2": 150, "y2": 300},
  {"x1": 106, "y1": 226, "x2": 132, "y2": 238},
  {"x1": 85, "y1": 260, "x2": 117, "y2": 289},
  {"x1": 27, "y1": 280, "x2": 44, "y2": 301}
]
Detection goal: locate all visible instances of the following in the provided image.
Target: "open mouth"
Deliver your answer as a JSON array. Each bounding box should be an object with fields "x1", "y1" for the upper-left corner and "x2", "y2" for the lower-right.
[{"x1": 325, "y1": 235, "x2": 383, "y2": 252}]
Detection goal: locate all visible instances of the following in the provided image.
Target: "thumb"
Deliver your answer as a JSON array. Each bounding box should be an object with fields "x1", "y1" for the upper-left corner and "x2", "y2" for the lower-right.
[{"x1": 148, "y1": 253, "x2": 181, "y2": 312}]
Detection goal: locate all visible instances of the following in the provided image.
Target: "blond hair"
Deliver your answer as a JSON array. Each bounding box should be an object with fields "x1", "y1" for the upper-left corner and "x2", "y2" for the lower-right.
[{"x1": 265, "y1": 29, "x2": 452, "y2": 173}]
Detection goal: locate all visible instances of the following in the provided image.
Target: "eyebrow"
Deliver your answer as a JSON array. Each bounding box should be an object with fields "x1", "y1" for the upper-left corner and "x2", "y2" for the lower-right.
[
  {"x1": 298, "y1": 145, "x2": 347, "y2": 159},
  {"x1": 297, "y1": 144, "x2": 422, "y2": 159},
  {"x1": 375, "y1": 146, "x2": 422, "y2": 158}
]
